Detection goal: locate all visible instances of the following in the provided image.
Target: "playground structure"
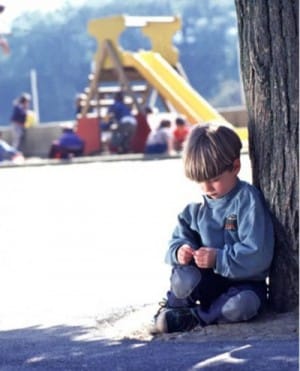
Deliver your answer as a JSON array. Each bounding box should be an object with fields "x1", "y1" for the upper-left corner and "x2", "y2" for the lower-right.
[{"x1": 76, "y1": 15, "x2": 244, "y2": 154}]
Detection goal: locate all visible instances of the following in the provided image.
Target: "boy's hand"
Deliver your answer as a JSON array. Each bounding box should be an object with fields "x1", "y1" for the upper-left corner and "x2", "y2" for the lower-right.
[
  {"x1": 193, "y1": 247, "x2": 217, "y2": 268},
  {"x1": 177, "y1": 244, "x2": 194, "y2": 265}
]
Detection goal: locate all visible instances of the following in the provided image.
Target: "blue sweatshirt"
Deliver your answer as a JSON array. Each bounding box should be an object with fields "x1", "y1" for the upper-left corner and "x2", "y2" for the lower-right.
[
  {"x1": 165, "y1": 179, "x2": 274, "y2": 281},
  {"x1": 109, "y1": 101, "x2": 131, "y2": 121},
  {"x1": 11, "y1": 104, "x2": 27, "y2": 125},
  {"x1": 58, "y1": 130, "x2": 84, "y2": 150}
]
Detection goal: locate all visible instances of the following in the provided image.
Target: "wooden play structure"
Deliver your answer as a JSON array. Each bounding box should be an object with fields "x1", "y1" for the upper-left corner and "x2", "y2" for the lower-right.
[{"x1": 76, "y1": 15, "x2": 232, "y2": 154}]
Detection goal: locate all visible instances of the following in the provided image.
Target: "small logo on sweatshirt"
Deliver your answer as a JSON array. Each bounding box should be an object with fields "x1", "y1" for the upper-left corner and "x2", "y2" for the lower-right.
[{"x1": 224, "y1": 214, "x2": 237, "y2": 231}]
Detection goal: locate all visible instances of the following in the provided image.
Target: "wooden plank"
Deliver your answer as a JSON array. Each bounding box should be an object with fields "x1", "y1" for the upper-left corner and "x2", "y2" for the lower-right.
[
  {"x1": 81, "y1": 40, "x2": 109, "y2": 117},
  {"x1": 105, "y1": 40, "x2": 142, "y2": 111},
  {"x1": 88, "y1": 96, "x2": 145, "y2": 107},
  {"x1": 97, "y1": 85, "x2": 147, "y2": 94}
]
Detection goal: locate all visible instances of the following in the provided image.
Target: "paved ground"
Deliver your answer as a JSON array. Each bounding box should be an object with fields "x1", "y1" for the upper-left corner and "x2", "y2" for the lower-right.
[
  {"x1": 0, "y1": 154, "x2": 298, "y2": 370},
  {"x1": 1, "y1": 155, "x2": 195, "y2": 328},
  {"x1": 0, "y1": 325, "x2": 298, "y2": 370}
]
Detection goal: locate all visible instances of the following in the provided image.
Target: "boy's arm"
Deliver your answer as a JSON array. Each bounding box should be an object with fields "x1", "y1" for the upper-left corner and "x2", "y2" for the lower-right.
[
  {"x1": 215, "y1": 192, "x2": 274, "y2": 280},
  {"x1": 165, "y1": 203, "x2": 202, "y2": 266}
]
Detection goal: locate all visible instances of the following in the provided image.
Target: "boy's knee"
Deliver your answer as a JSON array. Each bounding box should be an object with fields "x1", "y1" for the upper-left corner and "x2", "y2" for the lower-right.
[{"x1": 221, "y1": 290, "x2": 261, "y2": 322}]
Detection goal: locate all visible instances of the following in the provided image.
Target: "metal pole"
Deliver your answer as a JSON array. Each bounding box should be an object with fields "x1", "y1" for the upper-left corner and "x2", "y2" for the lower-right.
[{"x1": 30, "y1": 69, "x2": 40, "y2": 123}]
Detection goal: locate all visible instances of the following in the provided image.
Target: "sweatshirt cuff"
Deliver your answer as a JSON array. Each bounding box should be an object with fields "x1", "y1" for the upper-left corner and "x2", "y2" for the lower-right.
[{"x1": 214, "y1": 249, "x2": 223, "y2": 275}]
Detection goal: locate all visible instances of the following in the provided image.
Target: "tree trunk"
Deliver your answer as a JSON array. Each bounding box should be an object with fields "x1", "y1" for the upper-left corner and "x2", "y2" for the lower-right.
[{"x1": 234, "y1": 0, "x2": 299, "y2": 311}]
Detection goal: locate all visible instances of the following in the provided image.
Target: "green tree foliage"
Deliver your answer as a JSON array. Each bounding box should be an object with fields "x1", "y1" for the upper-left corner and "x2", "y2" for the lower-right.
[{"x1": 0, "y1": 1, "x2": 242, "y2": 124}]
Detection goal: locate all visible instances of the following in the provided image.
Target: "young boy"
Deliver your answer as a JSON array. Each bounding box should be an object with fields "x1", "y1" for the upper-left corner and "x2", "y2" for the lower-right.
[{"x1": 152, "y1": 123, "x2": 274, "y2": 334}]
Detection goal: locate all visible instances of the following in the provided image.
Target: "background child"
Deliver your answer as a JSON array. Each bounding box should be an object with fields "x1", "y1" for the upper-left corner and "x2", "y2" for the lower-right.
[
  {"x1": 172, "y1": 117, "x2": 190, "y2": 152},
  {"x1": 108, "y1": 92, "x2": 137, "y2": 154},
  {"x1": 152, "y1": 123, "x2": 274, "y2": 334},
  {"x1": 0, "y1": 131, "x2": 24, "y2": 163},
  {"x1": 144, "y1": 119, "x2": 172, "y2": 155},
  {"x1": 48, "y1": 122, "x2": 85, "y2": 159}
]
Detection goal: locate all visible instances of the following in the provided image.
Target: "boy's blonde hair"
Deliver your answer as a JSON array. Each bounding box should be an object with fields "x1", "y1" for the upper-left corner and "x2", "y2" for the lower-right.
[{"x1": 183, "y1": 123, "x2": 242, "y2": 182}]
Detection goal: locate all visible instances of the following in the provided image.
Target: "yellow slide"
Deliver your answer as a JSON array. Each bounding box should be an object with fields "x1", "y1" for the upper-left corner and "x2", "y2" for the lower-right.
[{"x1": 125, "y1": 50, "x2": 228, "y2": 125}]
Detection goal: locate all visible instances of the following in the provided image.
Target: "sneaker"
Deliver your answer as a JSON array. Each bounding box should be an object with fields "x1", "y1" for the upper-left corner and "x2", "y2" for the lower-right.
[
  {"x1": 152, "y1": 307, "x2": 199, "y2": 334},
  {"x1": 148, "y1": 298, "x2": 167, "y2": 334}
]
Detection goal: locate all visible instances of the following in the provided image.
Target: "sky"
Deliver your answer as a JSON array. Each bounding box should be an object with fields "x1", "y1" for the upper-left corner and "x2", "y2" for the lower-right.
[{"x1": 0, "y1": 0, "x2": 86, "y2": 31}]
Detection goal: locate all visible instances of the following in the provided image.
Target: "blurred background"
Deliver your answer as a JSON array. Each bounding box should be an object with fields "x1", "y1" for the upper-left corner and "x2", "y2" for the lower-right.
[{"x1": 0, "y1": 0, "x2": 244, "y2": 125}]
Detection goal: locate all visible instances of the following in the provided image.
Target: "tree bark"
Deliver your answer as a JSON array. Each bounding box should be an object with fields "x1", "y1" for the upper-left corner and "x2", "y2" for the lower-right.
[{"x1": 234, "y1": 0, "x2": 299, "y2": 311}]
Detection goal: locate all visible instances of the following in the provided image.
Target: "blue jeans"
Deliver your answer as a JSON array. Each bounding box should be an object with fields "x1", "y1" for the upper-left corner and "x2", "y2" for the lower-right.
[
  {"x1": 144, "y1": 143, "x2": 167, "y2": 154},
  {"x1": 11, "y1": 122, "x2": 25, "y2": 151},
  {"x1": 167, "y1": 268, "x2": 267, "y2": 325}
]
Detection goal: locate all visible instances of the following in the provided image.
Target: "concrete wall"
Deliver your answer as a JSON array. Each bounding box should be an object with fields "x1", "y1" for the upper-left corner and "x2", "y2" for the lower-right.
[
  {"x1": 0, "y1": 107, "x2": 248, "y2": 158},
  {"x1": 1, "y1": 122, "x2": 71, "y2": 158},
  {"x1": 219, "y1": 106, "x2": 248, "y2": 127}
]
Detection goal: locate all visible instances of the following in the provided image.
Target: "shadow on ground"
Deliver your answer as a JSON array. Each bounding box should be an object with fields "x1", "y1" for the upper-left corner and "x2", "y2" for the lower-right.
[{"x1": 0, "y1": 321, "x2": 298, "y2": 370}]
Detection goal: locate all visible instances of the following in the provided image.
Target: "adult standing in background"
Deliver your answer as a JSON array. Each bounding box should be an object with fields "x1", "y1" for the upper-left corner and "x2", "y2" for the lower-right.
[{"x1": 10, "y1": 93, "x2": 31, "y2": 151}]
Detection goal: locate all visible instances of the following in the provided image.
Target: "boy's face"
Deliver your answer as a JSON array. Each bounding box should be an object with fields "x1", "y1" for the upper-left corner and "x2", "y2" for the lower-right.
[{"x1": 199, "y1": 159, "x2": 240, "y2": 199}]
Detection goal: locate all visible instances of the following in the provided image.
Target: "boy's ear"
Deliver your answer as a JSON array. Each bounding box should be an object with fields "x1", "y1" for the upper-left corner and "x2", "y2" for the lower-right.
[{"x1": 233, "y1": 158, "x2": 241, "y2": 174}]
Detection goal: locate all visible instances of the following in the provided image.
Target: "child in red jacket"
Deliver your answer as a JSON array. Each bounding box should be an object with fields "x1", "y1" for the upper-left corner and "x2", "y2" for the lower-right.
[{"x1": 173, "y1": 117, "x2": 190, "y2": 152}]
